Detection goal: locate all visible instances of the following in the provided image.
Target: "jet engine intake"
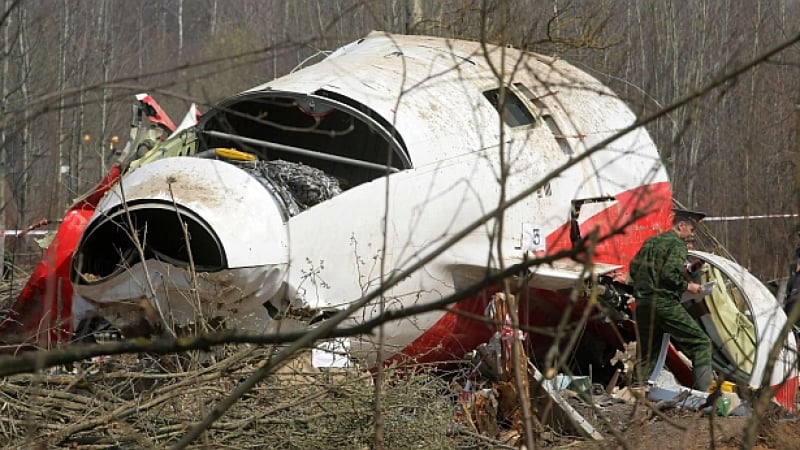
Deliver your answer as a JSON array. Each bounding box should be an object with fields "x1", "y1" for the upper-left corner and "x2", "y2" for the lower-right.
[{"x1": 71, "y1": 157, "x2": 290, "y2": 336}]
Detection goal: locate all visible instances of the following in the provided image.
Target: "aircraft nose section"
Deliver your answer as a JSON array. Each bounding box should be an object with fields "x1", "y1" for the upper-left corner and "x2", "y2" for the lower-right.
[{"x1": 71, "y1": 157, "x2": 289, "y2": 336}]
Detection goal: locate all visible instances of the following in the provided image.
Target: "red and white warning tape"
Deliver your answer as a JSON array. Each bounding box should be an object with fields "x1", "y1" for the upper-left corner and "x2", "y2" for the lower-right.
[
  {"x1": 703, "y1": 213, "x2": 799, "y2": 222},
  {"x1": 0, "y1": 230, "x2": 50, "y2": 237}
]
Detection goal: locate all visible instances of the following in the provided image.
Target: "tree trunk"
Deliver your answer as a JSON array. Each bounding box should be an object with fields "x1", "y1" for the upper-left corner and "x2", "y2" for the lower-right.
[
  {"x1": 56, "y1": 0, "x2": 68, "y2": 210},
  {"x1": 0, "y1": 0, "x2": 7, "y2": 279},
  {"x1": 210, "y1": 0, "x2": 218, "y2": 37},
  {"x1": 178, "y1": 0, "x2": 184, "y2": 61},
  {"x1": 685, "y1": 1, "x2": 709, "y2": 208},
  {"x1": 742, "y1": 0, "x2": 764, "y2": 269},
  {"x1": 98, "y1": 0, "x2": 111, "y2": 176},
  {"x1": 17, "y1": 4, "x2": 30, "y2": 220},
  {"x1": 406, "y1": 0, "x2": 422, "y2": 33},
  {"x1": 137, "y1": 4, "x2": 143, "y2": 75}
]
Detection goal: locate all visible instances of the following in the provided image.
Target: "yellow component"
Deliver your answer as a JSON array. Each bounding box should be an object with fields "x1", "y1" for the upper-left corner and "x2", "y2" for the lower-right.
[
  {"x1": 700, "y1": 266, "x2": 756, "y2": 374},
  {"x1": 215, "y1": 148, "x2": 256, "y2": 161},
  {"x1": 709, "y1": 380, "x2": 735, "y2": 394}
]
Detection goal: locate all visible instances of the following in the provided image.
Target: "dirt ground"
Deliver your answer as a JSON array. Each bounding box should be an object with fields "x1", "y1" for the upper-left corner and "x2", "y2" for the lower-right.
[
  {"x1": 565, "y1": 409, "x2": 800, "y2": 450},
  {"x1": 539, "y1": 389, "x2": 800, "y2": 450}
]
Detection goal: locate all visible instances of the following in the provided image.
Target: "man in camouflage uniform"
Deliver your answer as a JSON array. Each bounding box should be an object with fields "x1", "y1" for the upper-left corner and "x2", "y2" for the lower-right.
[{"x1": 630, "y1": 209, "x2": 713, "y2": 390}]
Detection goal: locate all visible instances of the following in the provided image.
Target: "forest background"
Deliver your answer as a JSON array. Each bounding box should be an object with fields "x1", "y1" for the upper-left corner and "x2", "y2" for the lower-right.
[{"x1": 1, "y1": 0, "x2": 798, "y2": 281}]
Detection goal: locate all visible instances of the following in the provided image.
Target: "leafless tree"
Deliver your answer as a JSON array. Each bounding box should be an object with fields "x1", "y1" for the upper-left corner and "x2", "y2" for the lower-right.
[{"x1": 1, "y1": 2, "x2": 800, "y2": 449}]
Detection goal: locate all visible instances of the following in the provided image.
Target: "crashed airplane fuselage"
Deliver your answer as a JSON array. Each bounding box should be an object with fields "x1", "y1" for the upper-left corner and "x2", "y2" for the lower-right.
[
  {"x1": 3, "y1": 32, "x2": 796, "y2": 408},
  {"x1": 74, "y1": 32, "x2": 669, "y2": 352}
]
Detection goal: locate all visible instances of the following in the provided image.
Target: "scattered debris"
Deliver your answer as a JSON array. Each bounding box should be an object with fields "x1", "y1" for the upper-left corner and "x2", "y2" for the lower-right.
[
  {"x1": 445, "y1": 293, "x2": 776, "y2": 448},
  {"x1": 456, "y1": 293, "x2": 603, "y2": 446},
  {"x1": 312, "y1": 337, "x2": 351, "y2": 368}
]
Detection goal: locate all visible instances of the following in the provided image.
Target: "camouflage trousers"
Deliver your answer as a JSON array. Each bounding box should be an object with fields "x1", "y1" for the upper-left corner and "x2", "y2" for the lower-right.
[{"x1": 634, "y1": 297, "x2": 712, "y2": 382}]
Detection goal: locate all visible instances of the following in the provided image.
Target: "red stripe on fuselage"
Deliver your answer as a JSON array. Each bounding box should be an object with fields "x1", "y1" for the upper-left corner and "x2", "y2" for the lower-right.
[
  {"x1": 397, "y1": 181, "x2": 672, "y2": 365},
  {"x1": 546, "y1": 181, "x2": 672, "y2": 271}
]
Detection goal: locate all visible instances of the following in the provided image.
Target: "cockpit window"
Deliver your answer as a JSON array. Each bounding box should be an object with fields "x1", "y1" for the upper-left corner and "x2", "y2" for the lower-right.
[{"x1": 483, "y1": 88, "x2": 535, "y2": 128}]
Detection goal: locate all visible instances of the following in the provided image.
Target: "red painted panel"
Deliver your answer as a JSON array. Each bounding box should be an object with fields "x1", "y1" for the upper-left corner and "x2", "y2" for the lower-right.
[
  {"x1": 399, "y1": 182, "x2": 673, "y2": 367},
  {"x1": 0, "y1": 165, "x2": 121, "y2": 348}
]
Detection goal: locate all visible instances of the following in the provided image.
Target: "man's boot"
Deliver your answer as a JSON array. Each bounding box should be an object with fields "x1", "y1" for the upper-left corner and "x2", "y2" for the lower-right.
[{"x1": 692, "y1": 364, "x2": 713, "y2": 391}]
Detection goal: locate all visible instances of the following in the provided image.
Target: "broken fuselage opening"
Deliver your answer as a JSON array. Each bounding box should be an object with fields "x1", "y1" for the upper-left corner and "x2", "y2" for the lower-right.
[
  {"x1": 199, "y1": 90, "x2": 411, "y2": 190},
  {"x1": 68, "y1": 90, "x2": 411, "y2": 335},
  {"x1": 74, "y1": 90, "x2": 410, "y2": 286},
  {"x1": 72, "y1": 201, "x2": 226, "y2": 283}
]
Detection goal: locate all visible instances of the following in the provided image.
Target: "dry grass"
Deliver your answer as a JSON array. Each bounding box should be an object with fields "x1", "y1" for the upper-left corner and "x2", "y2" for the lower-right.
[
  {"x1": 0, "y1": 347, "x2": 472, "y2": 449},
  {"x1": 0, "y1": 268, "x2": 25, "y2": 318}
]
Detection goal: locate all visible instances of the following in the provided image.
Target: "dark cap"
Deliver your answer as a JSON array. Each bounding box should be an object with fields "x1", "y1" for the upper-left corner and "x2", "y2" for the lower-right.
[{"x1": 672, "y1": 208, "x2": 706, "y2": 224}]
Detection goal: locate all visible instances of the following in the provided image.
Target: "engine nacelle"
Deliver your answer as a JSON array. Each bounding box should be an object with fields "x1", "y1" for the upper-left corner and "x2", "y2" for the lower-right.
[{"x1": 71, "y1": 157, "x2": 289, "y2": 336}]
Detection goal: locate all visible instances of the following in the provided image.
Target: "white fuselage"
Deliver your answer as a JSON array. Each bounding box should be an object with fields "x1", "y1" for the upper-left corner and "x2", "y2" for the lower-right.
[{"x1": 73, "y1": 32, "x2": 670, "y2": 360}]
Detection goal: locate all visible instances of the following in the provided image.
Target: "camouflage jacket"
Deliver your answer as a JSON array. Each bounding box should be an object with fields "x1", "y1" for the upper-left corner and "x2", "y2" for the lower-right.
[{"x1": 629, "y1": 229, "x2": 688, "y2": 304}]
